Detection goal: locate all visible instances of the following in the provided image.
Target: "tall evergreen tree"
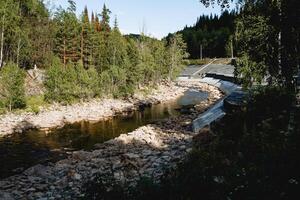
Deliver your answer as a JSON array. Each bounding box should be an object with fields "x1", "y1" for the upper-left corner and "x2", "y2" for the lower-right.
[
  {"x1": 54, "y1": 1, "x2": 80, "y2": 66},
  {"x1": 0, "y1": 0, "x2": 21, "y2": 68},
  {"x1": 81, "y1": 6, "x2": 92, "y2": 69},
  {"x1": 100, "y1": 4, "x2": 111, "y2": 33}
]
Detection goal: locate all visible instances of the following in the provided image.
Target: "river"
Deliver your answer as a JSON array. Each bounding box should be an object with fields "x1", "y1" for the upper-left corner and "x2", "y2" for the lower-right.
[{"x1": 0, "y1": 89, "x2": 208, "y2": 179}]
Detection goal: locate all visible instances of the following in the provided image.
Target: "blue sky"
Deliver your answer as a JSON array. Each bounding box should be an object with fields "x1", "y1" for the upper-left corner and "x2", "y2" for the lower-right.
[{"x1": 52, "y1": 0, "x2": 225, "y2": 39}]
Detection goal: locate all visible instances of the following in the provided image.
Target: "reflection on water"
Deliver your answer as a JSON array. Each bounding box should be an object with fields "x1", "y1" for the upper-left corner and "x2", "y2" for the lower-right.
[{"x1": 0, "y1": 90, "x2": 208, "y2": 178}]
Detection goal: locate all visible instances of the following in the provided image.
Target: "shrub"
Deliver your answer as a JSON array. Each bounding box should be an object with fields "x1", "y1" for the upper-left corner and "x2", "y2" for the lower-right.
[
  {"x1": 44, "y1": 58, "x2": 100, "y2": 103},
  {"x1": 0, "y1": 62, "x2": 26, "y2": 111},
  {"x1": 26, "y1": 95, "x2": 47, "y2": 114},
  {"x1": 74, "y1": 62, "x2": 100, "y2": 99}
]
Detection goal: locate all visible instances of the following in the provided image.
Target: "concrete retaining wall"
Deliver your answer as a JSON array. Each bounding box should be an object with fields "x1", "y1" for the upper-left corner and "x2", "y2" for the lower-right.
[{"x1": 192, "y1": 77, "x2": 241, "y2": 133}]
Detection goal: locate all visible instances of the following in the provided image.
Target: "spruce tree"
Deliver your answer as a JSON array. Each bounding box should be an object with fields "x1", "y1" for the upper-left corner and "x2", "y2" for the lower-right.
[
  {"x1": 54, "y1": 1, "x2": 80, "y2": 66},
  {"x1": 81, "y1": 6, "x2": 92, "y2": 69},
  {"x1": 100, "y1": 4, "x2": 111, "y2": 33}
]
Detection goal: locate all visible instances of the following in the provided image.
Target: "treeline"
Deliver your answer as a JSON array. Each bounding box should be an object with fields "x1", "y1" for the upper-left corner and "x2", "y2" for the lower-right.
[
  {"x1": 174, "y1": 10, "x2": 236, "y2": 59},
  {"x1": 0, "y1": 0, "x2": 187, "y2": 111}
]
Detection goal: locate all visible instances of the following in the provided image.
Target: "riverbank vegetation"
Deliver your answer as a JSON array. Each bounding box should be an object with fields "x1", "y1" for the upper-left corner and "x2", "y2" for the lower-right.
[{"x1": 0, "y1": 0, "x2": 188, "y2": 111}]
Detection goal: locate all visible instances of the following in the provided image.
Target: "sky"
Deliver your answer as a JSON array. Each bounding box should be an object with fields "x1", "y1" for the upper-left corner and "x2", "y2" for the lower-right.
[{"x1": 52, "y1": 0, "x2": 225, "y2": 39}]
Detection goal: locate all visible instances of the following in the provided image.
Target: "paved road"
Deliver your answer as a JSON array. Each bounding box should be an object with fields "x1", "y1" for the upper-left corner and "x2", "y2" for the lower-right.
[{"x1": 179, "y1": 61, "x2": 235, "y2": 80}]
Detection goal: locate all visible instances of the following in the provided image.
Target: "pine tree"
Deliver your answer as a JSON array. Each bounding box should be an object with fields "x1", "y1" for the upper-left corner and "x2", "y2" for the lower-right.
[
  {"x1": 81, "y1": 6, "x2": 92, "y2": 69},
  {"x1": 91, "y1": 12, "x2": 95, "y2": 24},
  {"x1": 100, "y1": 4, "x2": 111, "y2": 33},
  {"x1": 94, "y1": 15, "x2": 101, "y2": 32},
  {"x1": 0, "y1": 0, "x2": 21, "y2": 68},
  {"x1": 108, "y1": 16, "x2": 127, "y2": 67},
  {"x1": 54, "y1": 1, "x2": 80, "y2": 66}
]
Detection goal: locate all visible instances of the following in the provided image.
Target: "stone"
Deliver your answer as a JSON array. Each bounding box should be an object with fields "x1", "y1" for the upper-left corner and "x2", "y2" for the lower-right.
[
  {"x1": 74, "y1": 173, "x2": 82, "y2": 180},
  {"x1": 179, "y1": 145, "x2": 186, "y2": 150},
  {"x1": 124, "y1": 153, "x2": 140, "y2": 159},
  {"x1": 0, "y1": 192, "x2": 15, "y2": 200},
  {"x1": 26, "y1": 187, "x2": 36, "y2": 192}
]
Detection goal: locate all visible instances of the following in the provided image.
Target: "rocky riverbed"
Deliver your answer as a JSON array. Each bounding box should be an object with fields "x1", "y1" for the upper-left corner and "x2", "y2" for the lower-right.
[
  {"x1": 0, "y1": 82, "x2": 193, "y2": 137},
  {"x1": 0, "y1": 81, "x2": 223, "y2": 199}
]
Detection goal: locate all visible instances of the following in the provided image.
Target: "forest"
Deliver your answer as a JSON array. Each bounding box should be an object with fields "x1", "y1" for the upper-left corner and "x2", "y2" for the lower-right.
[
  {"x1": 176, "y1": 10, "x2": 236, "y2": 58},
  {"x1": 0, "y1": 0, "x2": 187, "y2": 111}
]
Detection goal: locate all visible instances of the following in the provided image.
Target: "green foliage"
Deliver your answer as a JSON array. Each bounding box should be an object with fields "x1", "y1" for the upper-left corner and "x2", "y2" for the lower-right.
[
  {"x1": 80, "y1": 6, "x2": 93, "y2": 69},
  {"x1": 44, "y1": 58, "x2": 100, "y2": 103},
  {"x1": 0, "y1": 0, "x2": 52, "y2": 68},
  {"x1": 234, "y1": 3, "x2": 278, "y2": 86},
  {"x1": 25, "y1": 95, "x2": 47, "y2": 114},
  {"x1": 75, "y1": 62, "x2": 100, "y2": 98},
  {"x1": 176, "y1": 11, "x2": 236, "y2": 59},
  {"x1": 44, "y1": 58, "x2": 75, "y2": 103},
  {"x1": 100, "y1": 4, "x2": 111, "y2": 33},
  {"x1": 235, "y1": 54, "x2": 266, "y2": 88},
  {"x1": 166, "y1": 34, "x2": 189, "y2": 80},
  {"x1": 199, "y1": 0, "x2": 300, "y2": 89},
  {"x1": 0, "y1": 62, "x2": 26, "y2": 111},
  {"x1": 53, "y1": 1, "x2": 81, "y2": 66},
  {"x1": 1, "y1": 2, "x2": 189, "y2": 106}
]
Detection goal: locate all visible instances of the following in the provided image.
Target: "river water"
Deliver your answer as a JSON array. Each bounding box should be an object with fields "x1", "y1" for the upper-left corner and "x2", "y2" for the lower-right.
[{"x1": 0, "y1": 90, "x2": 208, "y2": 179}]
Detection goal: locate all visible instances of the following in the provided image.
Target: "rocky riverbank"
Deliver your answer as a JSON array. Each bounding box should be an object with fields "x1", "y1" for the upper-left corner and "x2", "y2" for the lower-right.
[
  {"x1": 0, "y1": 82, "x2": 198, "y2": 137},
  {"x1": 0, "y1": 81, "x2": 223, "y2": 199}
]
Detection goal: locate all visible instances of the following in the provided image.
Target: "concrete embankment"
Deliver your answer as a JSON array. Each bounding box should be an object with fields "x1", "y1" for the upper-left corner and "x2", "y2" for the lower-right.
[{"x1": 191, "y1": 77, "x2": 241, "y2": 133}]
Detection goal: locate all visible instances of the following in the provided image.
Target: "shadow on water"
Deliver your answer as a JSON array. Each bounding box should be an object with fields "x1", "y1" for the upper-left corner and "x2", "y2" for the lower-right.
[{"x1": 0, "y1": 90, "x2": 208, "y2": 179}]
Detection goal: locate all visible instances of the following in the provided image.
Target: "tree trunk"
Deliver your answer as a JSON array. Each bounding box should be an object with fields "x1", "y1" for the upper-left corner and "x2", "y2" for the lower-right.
[
  {"x1": 17, "y1": 38, "x2": 21, "y2": 67},
  {"x1": 63, "y1": 37, "x2": 66, "y2": 67},
  {"x1": 0, "y1": 16, "x2": 5, "y2": 69},
  {"x1": 113, "y1": 47, "x2": 116, "y2": 66},
  {"x1": 81, "y1": 26, "x2": 84, "y2": 65}
]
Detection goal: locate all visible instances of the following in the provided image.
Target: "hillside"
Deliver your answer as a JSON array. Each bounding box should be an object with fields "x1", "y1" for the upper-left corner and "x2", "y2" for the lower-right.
[{"x1": 174, "y1": 10, "x2": 237, "y2": 59}]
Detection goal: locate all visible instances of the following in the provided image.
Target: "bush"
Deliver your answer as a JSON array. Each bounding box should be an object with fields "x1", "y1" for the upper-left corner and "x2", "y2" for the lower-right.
[
  {"x1": 26, "y1": 95, "x2": 47, "y2": 114},
  {"x1": 0, "y1": 62, "x2": 26, "y2": 111},
  {"x1": 44, "y1": 58, "x2": 100, "y2": 103},
  {"x1": 74, "y1": 63, "x2": 100, "y2": 99}
]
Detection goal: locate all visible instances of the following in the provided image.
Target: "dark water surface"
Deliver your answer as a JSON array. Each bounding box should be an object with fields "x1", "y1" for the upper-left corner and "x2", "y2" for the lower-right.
[{"x1": 0, "y1": 90, "x2": 208, "y2": 179}]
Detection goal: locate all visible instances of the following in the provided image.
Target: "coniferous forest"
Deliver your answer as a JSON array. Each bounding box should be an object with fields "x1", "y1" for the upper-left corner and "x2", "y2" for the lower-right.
[
  {"x1": 176, "y1": 10, "x2": 236, "y2": 58},
  {"x1": 0, "y1": 0, "x2": 187, "y2": 111}
]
